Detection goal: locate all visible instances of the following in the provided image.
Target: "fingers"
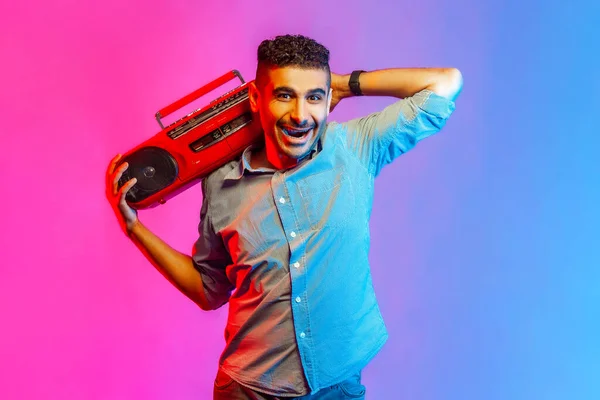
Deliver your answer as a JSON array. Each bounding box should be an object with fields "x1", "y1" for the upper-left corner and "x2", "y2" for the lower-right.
[
  {"x1": 106, "y1": 154, "x2": 123, "y2": 190},
  {"x1": 106, "y1": 154, "x2": 122, "y2": 177},
  {"x1": 111, "y1": 162, "x2": 130, "y2": 196},
  {"x1": 119, "y1": 177, "x2": 137, "y2": 204}
]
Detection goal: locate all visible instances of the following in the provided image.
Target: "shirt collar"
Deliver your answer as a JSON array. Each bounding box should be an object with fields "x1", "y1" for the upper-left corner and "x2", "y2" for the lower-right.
[
  {"x1": 223, "y1": 134, "x2": 324, "y2": 182},
  {"x1": 223, "y1": 145, "x2": 261, "y2": 181}
]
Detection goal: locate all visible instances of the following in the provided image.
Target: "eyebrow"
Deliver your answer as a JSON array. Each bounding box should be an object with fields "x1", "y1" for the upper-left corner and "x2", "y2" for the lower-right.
[{"x1": 273, "y1": 86, "x2": 327, "y2": 96}]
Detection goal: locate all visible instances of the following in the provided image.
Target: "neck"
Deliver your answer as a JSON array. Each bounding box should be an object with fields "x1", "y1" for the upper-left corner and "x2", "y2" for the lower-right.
[{"x1": 257, "y1": 141, "x2": 299, "y2": 170}]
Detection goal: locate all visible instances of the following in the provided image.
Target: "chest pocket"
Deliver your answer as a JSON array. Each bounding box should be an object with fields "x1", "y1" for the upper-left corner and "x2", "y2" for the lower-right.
[{"x1": 297, "y1": 166, "x2": 356, "y2": 230}]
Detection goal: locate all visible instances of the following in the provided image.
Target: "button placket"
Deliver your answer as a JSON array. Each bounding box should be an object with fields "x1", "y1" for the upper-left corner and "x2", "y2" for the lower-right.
[{"x1": 270, "y1": 172, "x2": 314, "y2": 384}]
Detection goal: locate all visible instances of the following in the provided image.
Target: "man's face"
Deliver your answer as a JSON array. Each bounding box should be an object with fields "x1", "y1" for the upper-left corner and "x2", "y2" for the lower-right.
[{"x1": 250, "y1": 66, "x2": 332, "y2": 166}]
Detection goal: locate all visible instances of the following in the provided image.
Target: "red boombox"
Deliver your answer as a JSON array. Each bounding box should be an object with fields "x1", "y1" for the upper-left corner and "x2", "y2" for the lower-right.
[{"x1": 117, "y1": 70, "x2": 263, "y2": 209}]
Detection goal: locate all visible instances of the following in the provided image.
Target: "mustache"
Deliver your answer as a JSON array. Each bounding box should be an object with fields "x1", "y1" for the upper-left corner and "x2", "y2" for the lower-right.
[{"x1": 279, "y1": 122, "x2": 315, "y2": 130}]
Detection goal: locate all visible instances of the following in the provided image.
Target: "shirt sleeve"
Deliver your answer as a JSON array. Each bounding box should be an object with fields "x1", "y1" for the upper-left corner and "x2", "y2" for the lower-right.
[
  {"x1": 339, "y1": 89, "x2": 456, "y2": 176},
  {"x1": 191, "y1": 179, "x2": 234, "y2": 310}
]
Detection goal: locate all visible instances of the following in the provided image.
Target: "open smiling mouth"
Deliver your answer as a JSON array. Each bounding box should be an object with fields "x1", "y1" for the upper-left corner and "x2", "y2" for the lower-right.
[{"x1": 281, "y1": 126, "x2": 313, "y2": 139}]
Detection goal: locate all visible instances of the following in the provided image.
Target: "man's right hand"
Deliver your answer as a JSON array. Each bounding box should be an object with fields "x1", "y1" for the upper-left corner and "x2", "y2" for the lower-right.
[{"x1": 106, "y1": 154, "x2": 139, "y2": 235}]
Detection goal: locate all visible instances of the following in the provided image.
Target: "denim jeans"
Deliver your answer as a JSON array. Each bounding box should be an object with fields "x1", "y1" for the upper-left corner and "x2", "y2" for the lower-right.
[{"x1": 213, "y1": 369, "x2": 366, "y2": 400}]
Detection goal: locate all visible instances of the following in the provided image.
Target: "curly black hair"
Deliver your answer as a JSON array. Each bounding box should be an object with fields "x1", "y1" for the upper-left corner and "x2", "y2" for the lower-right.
[{"x1": 256, "y1": 34, "x2": 330, "y2": 87}]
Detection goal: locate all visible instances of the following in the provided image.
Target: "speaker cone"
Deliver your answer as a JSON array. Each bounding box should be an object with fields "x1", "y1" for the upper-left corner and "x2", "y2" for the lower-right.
[{"x1": 118, "y1": 147, "x2": 179, "y2": 203}]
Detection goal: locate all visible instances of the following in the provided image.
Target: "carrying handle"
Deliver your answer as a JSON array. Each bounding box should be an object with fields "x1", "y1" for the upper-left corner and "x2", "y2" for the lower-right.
[{"x1": 155, "y1": 70, "x2": 245, "y2": 129}]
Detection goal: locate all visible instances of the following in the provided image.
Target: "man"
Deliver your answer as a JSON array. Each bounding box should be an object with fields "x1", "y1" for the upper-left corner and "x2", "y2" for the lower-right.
[{"x1": 106, "y1": 34, "x2": 462, "y2": 399}]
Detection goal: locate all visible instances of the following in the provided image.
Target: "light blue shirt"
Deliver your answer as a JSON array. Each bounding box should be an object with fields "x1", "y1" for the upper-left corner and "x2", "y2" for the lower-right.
[{"x1": 192, "y1": 89, "x2": 456, "y2": 396}]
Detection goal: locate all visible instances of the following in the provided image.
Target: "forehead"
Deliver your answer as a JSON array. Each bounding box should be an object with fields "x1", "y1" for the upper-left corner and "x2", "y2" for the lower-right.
[{"x1": 263, "y1": 66, "x2": 329, "y2": 92}]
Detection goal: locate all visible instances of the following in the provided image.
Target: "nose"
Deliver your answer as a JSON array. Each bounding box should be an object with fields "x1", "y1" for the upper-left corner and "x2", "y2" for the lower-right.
[{"x1": 290, "y1": 99, "x2": 309, "y2": 127}]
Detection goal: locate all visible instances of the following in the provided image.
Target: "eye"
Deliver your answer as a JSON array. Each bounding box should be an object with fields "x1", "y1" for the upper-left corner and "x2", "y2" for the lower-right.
[
  {"x1": 308, "y1": 95, "x2": 322, "y2": 102},
  {"x1": 276, "y1": 93, "x2": 291, "y2": 100}
]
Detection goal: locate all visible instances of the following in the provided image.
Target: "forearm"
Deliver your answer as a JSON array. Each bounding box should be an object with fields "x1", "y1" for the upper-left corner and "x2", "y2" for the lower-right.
[
  {"x1": 337, "y1": 67, "x2": 463, "y2": 101},
  {"x1": 128, "y1": 220, "x2": 209, "y2": 310}
]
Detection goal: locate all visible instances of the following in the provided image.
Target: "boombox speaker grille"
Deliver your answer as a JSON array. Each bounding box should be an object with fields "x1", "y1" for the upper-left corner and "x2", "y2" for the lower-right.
[{"x1": 118, "y1": 146, "x2": 179, "y2": 203}]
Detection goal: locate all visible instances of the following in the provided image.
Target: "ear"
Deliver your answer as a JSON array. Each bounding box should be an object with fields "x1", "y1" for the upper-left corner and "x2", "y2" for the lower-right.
[
  {"x1": 249, "y1": 81, "x2": 260, "y2": 113},
  {"x1": 326, "y1": 87, "x2": 333, "y2": 116}
]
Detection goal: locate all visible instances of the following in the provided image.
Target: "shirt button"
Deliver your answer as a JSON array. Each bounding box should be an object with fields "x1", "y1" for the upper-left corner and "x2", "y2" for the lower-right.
[
  {"x1": 295, "y1": 296, "x2": 302, "y2": 303},
  {"x1": 300, "y1": 332, "x2": 306, "y2": 338},
  {"x1": 293, "y1": 262, "x2": 300, "y2": 269},
  {"x1": 279, "y1": 197, "x2": 286, "y2": 204},
  {"x1": 290, "y1": 231, "x2": 297, "y2": 238}
]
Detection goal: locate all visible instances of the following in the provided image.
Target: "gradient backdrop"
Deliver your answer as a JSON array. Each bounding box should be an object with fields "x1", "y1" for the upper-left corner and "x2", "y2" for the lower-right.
[{"x1": 1, "y1": 0, "x2": 599, "y2": 399}]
